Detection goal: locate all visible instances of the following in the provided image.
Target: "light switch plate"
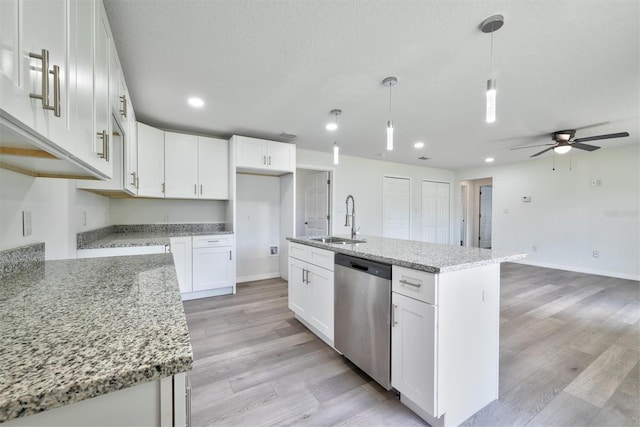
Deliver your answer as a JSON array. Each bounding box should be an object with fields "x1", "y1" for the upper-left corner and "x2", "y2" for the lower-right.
[{"x1": 22, "y1": 211, "x2": 32, "y2": 236}]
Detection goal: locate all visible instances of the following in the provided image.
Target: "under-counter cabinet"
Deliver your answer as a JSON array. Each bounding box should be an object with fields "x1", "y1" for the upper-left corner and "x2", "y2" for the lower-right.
[
  {"x1": 288, "y1": 242, "x2": 334, "y2": 345},
  {"x1": 391, "y1": 264, "x2": 500, "y2": 427},
  {"x1": 137, "y1": 122, "x2": 166, "y2": 198},
  {"x1": 173, "y1": 235, "x2": 236, "y2": 300},
  {"x1": 234, "y1": 135, "x2": 295, "y2": 173}
]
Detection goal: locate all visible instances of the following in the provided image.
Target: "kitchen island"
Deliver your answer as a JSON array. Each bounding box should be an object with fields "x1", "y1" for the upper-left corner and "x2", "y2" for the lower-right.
[
  {"x1": 287, "y1": 235, "x2": 525, "y2": 427},
  {"x1": 0, "y1": 251, "x2": 192, "y2": 425}
]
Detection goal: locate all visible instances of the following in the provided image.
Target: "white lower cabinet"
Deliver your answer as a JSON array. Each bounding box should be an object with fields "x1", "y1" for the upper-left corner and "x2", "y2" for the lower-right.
[
  {"x1": 176, "y1": 234, "x2": 236, "y2": 300},
  {"x1": 391, "y1": 264, "x2": 500, "y2": 427},
  {"x1": 288, "y1": 242, "x2": 334, "y2": 345},
  {"x1": 391, "y1": 292, "x2": 437, "y2": 417}
]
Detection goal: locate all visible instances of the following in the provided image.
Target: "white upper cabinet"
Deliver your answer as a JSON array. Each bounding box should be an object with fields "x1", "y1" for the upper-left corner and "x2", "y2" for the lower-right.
[
  {"x1": 198, "y1": 136, "x2": 228, "y2": 199},
  {"x1": 164, "y1": 132, "x2": 199, "y2": 199},
  {"x1": 234, "y1": 135, "x2": 295, "y2": 173},
  {"x1": 137, "y1": 122, "x2": 165, "y2": 198},
  {"x1": 93, "y1": 3, "x2": 112, "y2": 173}
]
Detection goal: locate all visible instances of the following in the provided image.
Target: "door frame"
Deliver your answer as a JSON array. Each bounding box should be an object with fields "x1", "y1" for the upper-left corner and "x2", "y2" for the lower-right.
[{"x1": 296, "y1": 164, "x2": 335, "y2": 237}]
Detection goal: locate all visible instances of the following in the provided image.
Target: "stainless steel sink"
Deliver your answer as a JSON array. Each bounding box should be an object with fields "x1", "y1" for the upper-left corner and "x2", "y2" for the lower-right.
[{"x1": 310, "y1": 236, "x2": 366, "y2": 244}]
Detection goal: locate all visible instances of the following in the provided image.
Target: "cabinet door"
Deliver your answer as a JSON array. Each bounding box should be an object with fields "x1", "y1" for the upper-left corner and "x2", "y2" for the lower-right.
[
  {"x1": 288, "y1": 258, "x2": 308, "y2": 318},
  {"x1": 137, "y1": 123, "x2": 165, "y2": 198},
  {"x1": 20, "y1": 0, "x2": 69, "y2": 145},
  {"x1": 93, "y1": 3, "x2": 112, "y2": 174},
  {"x1": 0, "y1": 0, "x2": 22, "y2": 118},
  {"x1": 266, "y1": 141, "x2": 295, "y2": 172},
  {"x1": 198, "y1": 137, "x2": 228, "y2": 199},
  {"x1": 164, "y1": 132, "x2": 198, "y2": 199},
  {"x1": 391, "y1": 292, "x2": 437, "y2": 416},
  {"x1": 170, "y1": 237, "x2": 192, "y2": 293},
  {"x1": 236, "y1": 136, "x2": 266, "y2": 169},
  {"x1": 192, "y1": 247, "x2": 233, "y2": 291},
  {"x1": 124, "y1": 111, "x2": 138, "y2": 195},
  {"x1": 308, "y1": 264, "x2": 334, "y2": 341}
]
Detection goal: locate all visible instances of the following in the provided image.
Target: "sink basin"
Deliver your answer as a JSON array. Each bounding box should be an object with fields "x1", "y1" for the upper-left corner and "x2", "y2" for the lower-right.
[{"x1": 310, "y1": 236, "x2": 367, "y2": 244}]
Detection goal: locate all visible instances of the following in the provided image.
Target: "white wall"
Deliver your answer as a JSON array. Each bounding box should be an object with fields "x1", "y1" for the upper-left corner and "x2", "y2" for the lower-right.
[
  {"x1": 235, "y1": 174, "x2": 281, "y2": 282},
  {"x1": 0, "y1": 169, "x2": 110, "y2": 260},
  {"x1": 297, "y1": 149, "x2": 455, "y2": 240},
  {"x1": 110, "y1": 198, "x2": 225, "y2": 224},
  {"x1": 456, "y1": 144, "x2": 640, "y2": 280}
]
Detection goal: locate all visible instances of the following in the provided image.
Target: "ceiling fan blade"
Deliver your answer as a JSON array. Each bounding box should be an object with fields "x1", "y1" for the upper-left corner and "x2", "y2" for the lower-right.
[
  {"x1": 573, "y1": 132, "x2": 629, "y2": 143},
  {"x1": 571, "y1": 142, "x2": 601, "y2": 152},
  {"x1": 510, "y1": 143, "x2": 555, "y2": 151},
  {"x1": 573, "y1": 121, "x2": 610, "y2": 132},
  {"x1": 531, "y1": 147, "x2": 555, "y2": 157}
]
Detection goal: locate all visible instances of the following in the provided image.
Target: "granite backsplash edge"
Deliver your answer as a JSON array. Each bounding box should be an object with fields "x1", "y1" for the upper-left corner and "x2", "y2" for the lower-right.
[{"x1": 0, "y1": 243, "x2": 45, "y2": 280}]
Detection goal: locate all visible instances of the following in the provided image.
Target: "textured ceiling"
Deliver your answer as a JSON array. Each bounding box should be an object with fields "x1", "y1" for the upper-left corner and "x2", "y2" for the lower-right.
[{"x1": 104, "y1": 0, "x2": 639, "y2": 170}]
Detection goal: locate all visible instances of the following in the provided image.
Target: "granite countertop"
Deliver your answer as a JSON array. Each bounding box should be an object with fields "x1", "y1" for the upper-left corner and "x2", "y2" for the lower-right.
[
  {"x1": 77, "y1": 223, "x2": 233, "y2": 250},
  {"x1": 79, "y1": 230, "x2": 233, "y2": 249},
  {"x1": 287, "y1": 235, "x2": 526, "y2": 273},
  {"x1": 0, "y1": 253, "x2": 193, "y2": 422}
]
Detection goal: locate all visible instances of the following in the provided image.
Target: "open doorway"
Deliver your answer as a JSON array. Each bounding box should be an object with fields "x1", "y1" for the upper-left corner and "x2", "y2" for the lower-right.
[
  {"x1": 460, "y1": 178, "x2": 493, "y2": 248},
  {"x1": 296, "y1": 168, "x2": 333, "y2": 237}
]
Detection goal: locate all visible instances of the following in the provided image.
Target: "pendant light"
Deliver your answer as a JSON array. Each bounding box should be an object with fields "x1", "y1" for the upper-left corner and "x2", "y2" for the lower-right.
[
  {"x1": 329, "y1": 109, "x2": 342, "y2": 164},
  {"x1": 382, "y1": 77, "x2": 397, "y2": 150},
  {"x1": 481, "y1": 15, "x2": 504, "y2": 124}
]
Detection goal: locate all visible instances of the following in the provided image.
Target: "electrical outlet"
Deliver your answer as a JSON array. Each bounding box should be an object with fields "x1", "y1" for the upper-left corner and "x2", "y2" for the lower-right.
[
  {"x1": 591, "y1": 179, "x2": 602, "y2": 187},
  {"x1": 82, "y1": 211, "x2": 87, "y2": 227},
  {"x1": 269, "y1": 246, "x2": 279, "y2": 256},
  {"x1": 592, "y1": 250, "x2": 600, "y2": 258},
  {"x1": 22, "y1": 211, "x2": 32, "y2": 236}
]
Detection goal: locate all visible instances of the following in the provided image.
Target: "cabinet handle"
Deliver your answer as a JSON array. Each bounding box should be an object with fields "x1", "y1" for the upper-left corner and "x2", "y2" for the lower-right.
[
  {"x1": 28, "y1": 49, "x2": 50, "y2": 108},
  {"x1": 194, "y1": 184, "x2": 197, "y2": 195},
  {"x1": 229, "y1": 250, "x2": 232, "y2": 261},
  {"x1": 399, "y1": 279, "x2": 422, "y2": 289},
  {"x1": 97, "y1": 130, "x2": 107, "y2": 159},
  {"x1": 263, "y1": 155, "x2": 267, "y2": 165},
  {"x1": 200, "y1": 184, "x2": 203, "y2": 195},
  {"x1": 392, "y1": 304, "x2": 398, "y2": 326},
  {"x1": 130, "y1": 172, "x2": 137, "y2": 187},
  {"x1": 119, "y1": 95, "x2": 127, "y2": 117},
  {"x1": 268, "y1": 155, "x2": 271, "y2": 166},
  {"x1": 136, "y1": 176, "x2": 139, "y2": 189},
  {"x1": 46, "y1": 65, "x2": 61, "y2": 117},
  {"x1": 186, "y1": 374, "x2": 192, "y2": 427},
  {"x1": 207, "y1": 240, "x2": 220, "y2": 243},
  {"x1": 162, "y1": 182, "x2": 165, "y2": 193},
  {"x1": 105, "y1": 132, "x2": 109, "y2": 161}
]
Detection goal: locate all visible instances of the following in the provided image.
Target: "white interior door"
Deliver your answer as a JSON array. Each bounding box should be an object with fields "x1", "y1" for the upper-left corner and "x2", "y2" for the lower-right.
[
  {"x1": 422, "y1": 181, "x2": 450, "y2": 244},
  {"x1": 479, "y1": 185, "x2": 493, "y2": 249},
  {"x1": 303, "y1": 171, "x2": 329, "y2": 236},
  {"x1": 383, "y1": 176, "x2": 411, "y2": 239}
]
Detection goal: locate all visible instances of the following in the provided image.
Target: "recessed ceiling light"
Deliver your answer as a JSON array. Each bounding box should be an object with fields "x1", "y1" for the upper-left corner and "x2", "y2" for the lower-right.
[
  {"x1": 485, "y1": 157, "x2": 495, "y2": 163},
  {"x1": 414, "y1": 142, "x2": 425, "y2": 149},
  {"x1": 188, "y1": 97, "x2": 204, "y2": 108}
]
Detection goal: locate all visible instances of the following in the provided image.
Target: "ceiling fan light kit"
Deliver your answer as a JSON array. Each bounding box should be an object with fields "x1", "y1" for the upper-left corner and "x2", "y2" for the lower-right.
[
  {"x1": 382, "y1": 76, "x2": 398, "y2": 151},
  {"x1": 481, "y1": 14, "x2": 504, "y2": 124}
]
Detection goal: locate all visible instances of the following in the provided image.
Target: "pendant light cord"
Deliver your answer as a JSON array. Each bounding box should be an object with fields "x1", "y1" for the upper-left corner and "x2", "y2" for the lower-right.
[
  {"x1": 389, "y1": 85, "x2": 393, "y2": 121},
  {"x1": 490, "y1": 26, "x2": 494, "y2": 77}
]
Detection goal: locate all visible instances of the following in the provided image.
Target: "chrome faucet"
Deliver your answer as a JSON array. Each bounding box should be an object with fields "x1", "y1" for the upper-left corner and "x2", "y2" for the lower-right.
[{"x1": 345, "y1": 195, "x2": 356, "y2": 239}]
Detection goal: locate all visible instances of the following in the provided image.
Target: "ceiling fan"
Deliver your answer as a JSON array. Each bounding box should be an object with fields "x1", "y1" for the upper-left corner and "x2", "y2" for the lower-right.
[{"x1": 511, "y1": 129, "x2": 630, "y2": 157}]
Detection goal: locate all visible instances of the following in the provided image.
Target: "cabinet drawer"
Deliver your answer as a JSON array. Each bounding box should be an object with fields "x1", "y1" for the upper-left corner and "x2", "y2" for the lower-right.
[
  {"x1": 392, "y1": 265, "x2": 438, "y2": 305},
  {"x1": 192, "y1": 234, "x2": 233, "y2": 248},
  {"x1": 289, "y1": 242, "x2": 334, "y2": 271}
]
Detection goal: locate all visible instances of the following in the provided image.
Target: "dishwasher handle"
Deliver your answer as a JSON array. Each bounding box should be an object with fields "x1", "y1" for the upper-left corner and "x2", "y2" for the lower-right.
[{"x1": 350, "y1": 262, "x2": 369, "y2": 272}]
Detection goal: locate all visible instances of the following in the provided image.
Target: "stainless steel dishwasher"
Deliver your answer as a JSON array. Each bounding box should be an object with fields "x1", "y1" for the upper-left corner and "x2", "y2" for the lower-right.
[{"x1": 334, "y1": 253, "x2": 392, "y2": 390}]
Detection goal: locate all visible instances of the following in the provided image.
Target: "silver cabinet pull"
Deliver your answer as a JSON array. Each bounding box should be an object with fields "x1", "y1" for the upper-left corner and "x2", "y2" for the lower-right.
[
  {"x1": 399, "y1": 279, "x2": 422, "y2": 289},
  {"x1": 229, "y1": 250, "x2": 232, "y2": 261},
  {"x1": 162, "y1": 182, "x2": 165, "y2": 193},
  {"x1": 119, "y1": 95, "x2": 127, "y2": 117},
  {"x1": 186, "y1": 373, "x2": 192, "y2": 427},
  {"x1": 207, "y1": 240, "x2": 220, "y2": 243},
  {"x1": 105, "y1": 132, "x2": 109, "y2": 161},
  {"x1": 200, "y1": 184, "x2": 203, "y2": 195},
  {"x1": 263, "y1": 155, "x2": 266, "y2": 165},
  {"x1": 29, "y1": 49, "x2": 50, "y2": 108},
  {"x1": 97, "y1": 130, "x2": 107, "y2": 159},
  {"x1": 268, "y1": 155, "x2": 271, "y2": 166},
  {"x1": 46, "y1": 64, "x2": 61, "y2": 117},
  {"x1": 194, "y1": 184, "x2": 197, "y2": 195},
  {"x1": 130, "y1": 172, "x2": 137, "y2": 187},
  {"x1": 136, "y1": 176, "x2": 139, "y2": 189},
  {"x1": 392, "y1": 304, "x2": 397, "y2": 326}
]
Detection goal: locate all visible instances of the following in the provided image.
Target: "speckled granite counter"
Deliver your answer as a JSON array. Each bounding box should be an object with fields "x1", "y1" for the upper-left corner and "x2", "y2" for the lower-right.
[
  {"x1": 77, "y1": 223, "x2": 232, "y2": 249},
  {"x1": 287, "y1": 235, "x2": 526, "y2": 273},
  {"x1": 0, "y1": 253, "x2": 193, "y2": 422}
]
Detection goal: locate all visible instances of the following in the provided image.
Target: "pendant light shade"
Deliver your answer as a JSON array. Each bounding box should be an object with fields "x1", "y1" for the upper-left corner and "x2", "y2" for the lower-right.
[
  {"x1": 328, "y1": 109, "x2": 342, "y2": 164},
  {"x1": 333, "y1": 142, "x2": 340, "y2": 164},
  {"x1": 382, "y1": 77, "x2": 397, "y2": 151},
  {"x1": 481, "y1": 15, "x2": 504, "y2": 124}
]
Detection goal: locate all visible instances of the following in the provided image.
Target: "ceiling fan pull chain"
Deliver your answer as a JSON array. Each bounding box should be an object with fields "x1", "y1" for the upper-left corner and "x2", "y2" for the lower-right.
[{"x1": 552, "y1": 152, "x2": 555, "y2": 171}]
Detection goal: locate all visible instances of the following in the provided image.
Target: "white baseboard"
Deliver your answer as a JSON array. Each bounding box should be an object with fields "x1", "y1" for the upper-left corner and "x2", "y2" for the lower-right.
[
  {"x1": 236, "y1": 272, "x2": 282, "y2": 283},
  {"x1": 513, "y1": 259, "x2": 639, "y2": 281},
  {"x1": 181, "y1": 287, "x2": 234, "y2": 301}
]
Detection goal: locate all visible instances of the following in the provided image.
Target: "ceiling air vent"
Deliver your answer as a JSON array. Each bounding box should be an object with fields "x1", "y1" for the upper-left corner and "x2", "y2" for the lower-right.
[
  {"x1": 418, "y1": 156, "x2": 430, "y2": 160},
  {"x1": 279, "y1": 132, "x2": 297, "y2": 139}
]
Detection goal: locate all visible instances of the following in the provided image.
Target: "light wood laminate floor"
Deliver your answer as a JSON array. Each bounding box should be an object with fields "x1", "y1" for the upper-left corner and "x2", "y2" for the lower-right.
[{"x1": 183, "y1": 263, "x2": 639, "y2": 426}]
